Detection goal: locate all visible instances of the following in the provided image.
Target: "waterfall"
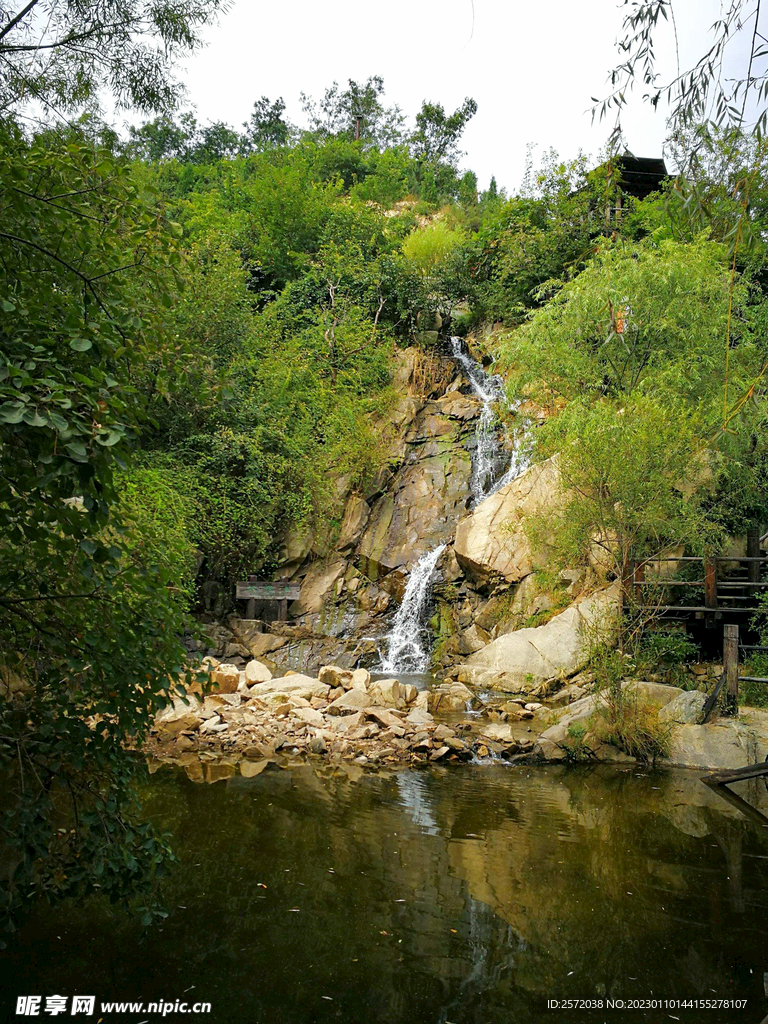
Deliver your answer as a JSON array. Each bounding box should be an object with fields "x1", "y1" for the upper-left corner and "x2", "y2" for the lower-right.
[
  {"x1": 449, "y1": 336, "x2": 529, "y2": 502},
  {"x1": 381, "y1": 544, "x2": 446, "y2": 674},
  {"x1": 488, "y1": 398, "x2": 530, "y2": 493}
]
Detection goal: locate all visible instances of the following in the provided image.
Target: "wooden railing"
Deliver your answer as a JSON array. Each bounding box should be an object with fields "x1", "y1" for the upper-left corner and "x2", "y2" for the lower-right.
[
  {"x1": 625, "y1": 554, "x2": 768, "y2": 617},
  {"x1": 701, "y1": 623, "x2": 768, "y2": 720}
]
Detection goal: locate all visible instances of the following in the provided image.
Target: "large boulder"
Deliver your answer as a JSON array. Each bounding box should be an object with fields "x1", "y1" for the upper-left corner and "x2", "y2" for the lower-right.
[
  {"x1": 248, "y1": 675, "x2": 330, "y2": 701},
  {"x1": 454, "y1": 457, "x2": 559, "y2": 584},
  {"x1": 318, "y1": 664, "x2": 355, "y2": 689},
  {"x1": 535, "y1": 681, "x2": 683, "y2": 760},
  {"x1": 337, "y1": 495, "x2": 371, "y2": 553},
  {"x1": 428, "y1": 681, "x2": 474, "y2": 713},
  {"x1": 327, "y1": 688, "x2": 374, "y2": 715},
  {"x1": 156, "y1": 695, "x2": 203, "y2": 735},
  {"x1": 369, "y1": 678, "x2": 401, "y2": 707},
  {"x1": 665, "y1": 712, "x2": 768, "y2": 770},
  {"x1": 292, "y1": 559, "x2": 348, "y2": 616},
  {"x1": 460, "y1": 584, "x2": 620, "y2": 693},
  {"x1": 658, "y1": 689, "x2": 707, "y2": 726},
  {"x1": 211, "y1": 664, "x2": 240, "y2": 694}
]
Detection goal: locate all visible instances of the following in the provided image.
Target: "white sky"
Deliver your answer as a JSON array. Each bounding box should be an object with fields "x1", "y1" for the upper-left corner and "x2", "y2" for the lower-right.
[{"x1": 177, "y1": 0, "x2": 749, "y2": 191}]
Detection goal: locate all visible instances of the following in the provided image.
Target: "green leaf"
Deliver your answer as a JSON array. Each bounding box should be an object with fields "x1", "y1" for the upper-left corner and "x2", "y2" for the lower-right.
[
  {"x1": 70, "y1": 338, "x2": 93, "y2": 352},
  {"x1": 96, "y1": 430, "x2": 123, "y2": 447},
  {"x1": 65, "y1": 442, "x2": 88, "y2": 461},
  {"x1": 48, "y1": 412, "x2": 69, "y2": 431},
  {"x1": 0, "y1": 404, "x2": 24, "y2": 424}
]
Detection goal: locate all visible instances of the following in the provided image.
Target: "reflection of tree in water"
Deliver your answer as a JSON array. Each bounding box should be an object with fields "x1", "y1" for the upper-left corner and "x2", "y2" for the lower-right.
[{"x1": 2, "y1": 764, "x2": 768, "y2": 1024}]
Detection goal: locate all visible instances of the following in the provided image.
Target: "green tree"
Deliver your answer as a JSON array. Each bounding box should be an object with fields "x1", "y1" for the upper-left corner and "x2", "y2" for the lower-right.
[
  {"x1": 410, "y1": 97, "x2": 477, "y2": 165},
  {"x1": 0, "y1": 0, "x2": 229, "y2": 113},
  {"x1": 0, "y1": 123, "x2": 197, "y2": 938},
  {"x1": 0, "y1": 0, "x2": 229, "y2": 940},
  {"x1": 241, "y1": 95, "x2": 291, "y2": 151},
  {"x1": 596, "y1": 0, "x2": 768, "y2": 137},
  {"x1": 126, "y1": 111, "x2": 200, "y2": 161},
  {"x1": 300, "y1": 76, "x2": 404, "y2": 147}
]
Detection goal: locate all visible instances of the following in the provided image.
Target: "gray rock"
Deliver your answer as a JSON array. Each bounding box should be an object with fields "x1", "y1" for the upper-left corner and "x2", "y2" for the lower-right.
[
  {"x1": 156, "y1": 695, "x2": 203, "y2": 735},
  {"x1": 535, "y1": 737, "x2": 567, "y2": 762},
  {"x1": 200, "y1": 715, "x2": 228, "y2": 734},
  {"x1": 405, "y1": 707, "x2": 434, "y2": 727},
  {"x1": 291, "y1": 706, "x2": 326, "y2": 728},
  {"x1": 480, "y1": 722, "x2": 517, "y2": 743},
  {"x1": 337, "y1": 494, "x2": 371, "y2": 553},
  {"x1": 659, "y1": 689, "x2": 707, "y2": 726},
  {"x1": 665, "y1": 711, "x2": 768, "y2": 769},
  {"x1": 319, "y1": 664, "x2": 354, "y2": 689},
  {"x1": 309, "y1": 734, "x2": 328, "y2": 754},
  {"x1": 549, "y1": 683, "x2": 587, "y2": 706},
  {"x1": 248, "y1": 675, "x2": 330, "y2": 701},
  {"x1": 369, "y1": 678, "x2": 401, "y2": 707}
]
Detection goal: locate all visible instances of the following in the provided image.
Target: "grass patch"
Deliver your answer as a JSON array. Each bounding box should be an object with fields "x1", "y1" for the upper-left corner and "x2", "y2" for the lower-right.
[
  {"x1": 561, "y1": 720, "x2": 593, "y2": 762},
  {"x1": 741, "y1": 655, "x2": 768, "y2": 709},
  {"x1": 594, "y1": 697, "x2": 672, "y2": 763}
]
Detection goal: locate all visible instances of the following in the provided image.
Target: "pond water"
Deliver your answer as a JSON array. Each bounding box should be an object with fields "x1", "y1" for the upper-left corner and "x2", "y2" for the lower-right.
[{"x1": 3, "y1": 763, "x2": 768, "y2": 1024}]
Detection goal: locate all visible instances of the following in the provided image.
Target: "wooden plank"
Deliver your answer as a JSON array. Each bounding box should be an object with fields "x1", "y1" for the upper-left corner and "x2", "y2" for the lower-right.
[
  {"x1": 235, "y1": 581, "x2": 301, "y2": 601},
  {"x1": 701, "y1": 760, "x2": 768, "y2": 786},
  {"x1": 633, "y1": 560, "x2": 644, "y2": 603},
  {"x1": 714, "y1": 555, "x2": 768, "y2": 562},
  {"x1": 702, "y1": 781, "x2": 768, "y2": 829},
  {"x1": 637, "y1": 605, "x2": 764, "y2": 612},
  {"x1": 702, "y1": 672, "x2": 725, "y2": 723},
  {"x1": 724, "y1": 623, "x2": 739, "y2": 717}
]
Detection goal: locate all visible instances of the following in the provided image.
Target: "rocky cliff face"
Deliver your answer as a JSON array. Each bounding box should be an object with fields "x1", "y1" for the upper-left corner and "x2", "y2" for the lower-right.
[{"x1": 201, "y1": 338, "x2": 607, "y2": 693}]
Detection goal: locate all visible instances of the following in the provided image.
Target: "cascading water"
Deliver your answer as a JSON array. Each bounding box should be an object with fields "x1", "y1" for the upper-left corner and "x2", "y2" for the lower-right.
[
  {"x1": 380, "y1": 341, "x2": 530, "y2": 675},
  {"x1": 449, "y1": 337, "x2": 507, "y2": 502},
  {"x1": 489, "y1": 398, "x2": 530, "y2": 492},
  {"x1": 449, "y1": 336, "x2": 529, "y2": 502},
  {"x1": 380, "y1": 544, "x2": 446, "y2": 673}
]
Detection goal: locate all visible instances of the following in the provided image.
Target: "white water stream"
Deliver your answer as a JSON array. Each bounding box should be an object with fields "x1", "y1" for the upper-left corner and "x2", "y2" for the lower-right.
[
  {"x1": 380, "y1": 544, "x2": 446, "y2": 674},
  {"x1": 449, "y1": 337, "x2": 529, "y2": 503},
  {"x1": 380, "y1": 339, "x2": 529, "y2": 674},
  {"x1": 449, "y1": 337, "x2": 507, "y2": 503}
]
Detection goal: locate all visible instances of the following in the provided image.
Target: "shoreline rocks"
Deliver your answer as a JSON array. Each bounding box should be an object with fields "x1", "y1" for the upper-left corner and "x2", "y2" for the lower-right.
[
  {"x1": 150, "y1": 659, "x2": 768, "y2": 777},
  {"x1": 147, "y1": 661, "x2": 537, "y2": 770}
]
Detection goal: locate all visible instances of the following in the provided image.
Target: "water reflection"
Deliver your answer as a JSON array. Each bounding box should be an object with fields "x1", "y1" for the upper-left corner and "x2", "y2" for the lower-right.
[{"x1": 2, "y1": 764, "x2": 768, "y2": 1024}]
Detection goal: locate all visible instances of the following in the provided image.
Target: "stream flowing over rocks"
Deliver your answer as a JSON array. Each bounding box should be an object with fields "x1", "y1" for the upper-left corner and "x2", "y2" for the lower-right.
[
  {"x1": 196, "y1": 336, "x2": 553, "y2": 681},
  {"x1": 163, "y1": 333, "x2": 762, "y2": 774}
]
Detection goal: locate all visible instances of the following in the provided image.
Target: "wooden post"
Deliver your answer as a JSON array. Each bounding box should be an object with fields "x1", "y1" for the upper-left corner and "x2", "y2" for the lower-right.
[
  {"x1": 704, "y1": 555, "x2": 717, "y2": 628},
  {"x1": 747, "y1": 527, "x2": 761, "y2": 586},
  {"x1": 633, "y1": 560, "x2": 645, "y2": 603},
  {"x1": 622, "y1": 559, "x2": 634, "y2": 615},
  {"x1": 278, "y1": 598, "x2": 287, "y2": 622},
  {"x1": 246, "y1": 574, "x2": 256, "y2": 620},
  {"x1": 724, "y1": 623, "x2": 739, "y2": 717}
]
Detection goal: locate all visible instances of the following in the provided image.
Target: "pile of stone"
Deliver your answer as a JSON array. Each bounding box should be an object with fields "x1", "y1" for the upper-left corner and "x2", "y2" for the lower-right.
[{"x1": 148, "y1": 659, "x2": 527, "y2": 769}]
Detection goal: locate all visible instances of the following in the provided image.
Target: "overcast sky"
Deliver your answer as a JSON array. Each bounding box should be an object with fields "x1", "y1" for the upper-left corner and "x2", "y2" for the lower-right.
[{"x1": 176, "y1": 0, "x2": 741, "y2": 191}]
